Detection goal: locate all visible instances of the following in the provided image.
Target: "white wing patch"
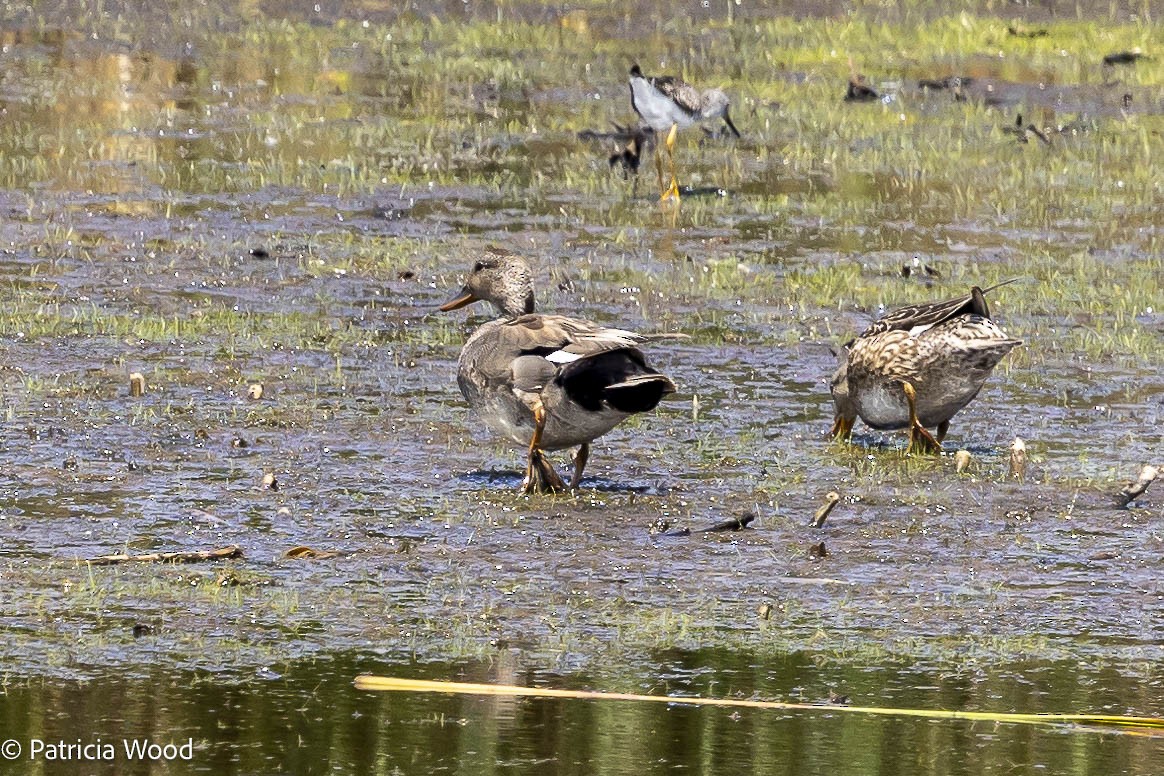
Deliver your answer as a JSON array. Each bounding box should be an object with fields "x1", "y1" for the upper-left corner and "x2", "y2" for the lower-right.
[{"x1": 545, "y1": 350, "x2": 583, "y2": 364}]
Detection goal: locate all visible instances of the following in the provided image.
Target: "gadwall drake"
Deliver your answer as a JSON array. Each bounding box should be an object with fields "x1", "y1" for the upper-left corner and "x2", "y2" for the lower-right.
[
  {"x1": 830, "y1": 281, "x2": 1022, "y2": 453},
  {"x1": 440, "y1": 250, "x2": 683, "y2": 492}
]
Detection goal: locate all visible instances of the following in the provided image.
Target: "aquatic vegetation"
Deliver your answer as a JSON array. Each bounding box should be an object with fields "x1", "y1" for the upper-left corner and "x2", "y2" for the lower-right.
[{"x1": 0, "y1": 0, "x2": 1159, "y2": 715}]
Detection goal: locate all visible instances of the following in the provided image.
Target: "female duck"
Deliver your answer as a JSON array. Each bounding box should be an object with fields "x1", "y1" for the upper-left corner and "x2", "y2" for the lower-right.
[{"x1": 830, "y1": 282, "x2": 1021, "y2": 453}]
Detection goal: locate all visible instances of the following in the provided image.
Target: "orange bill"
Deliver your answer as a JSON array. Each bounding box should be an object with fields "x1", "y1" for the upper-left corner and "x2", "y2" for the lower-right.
[{"x1": 439, "y1": 288, "x2": 477, "y2": 311}]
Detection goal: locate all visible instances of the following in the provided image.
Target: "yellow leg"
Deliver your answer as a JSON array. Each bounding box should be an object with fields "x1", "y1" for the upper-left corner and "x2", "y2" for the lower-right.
[
  {"x1": 661, "y1": 123, "x2": 681, "y2": 202},
  {"x1": 521, "y1": 403, "x2": 568, "y2": 494},
  {"x1": 830, "y1": 414, "x2": 855, "y2": 441},
  {"x1": 570, "y1": 443, "x2": 590, "y2": 489},
  {"x1": 902, "y1": 381, "x2": 942, "y2": 454}
]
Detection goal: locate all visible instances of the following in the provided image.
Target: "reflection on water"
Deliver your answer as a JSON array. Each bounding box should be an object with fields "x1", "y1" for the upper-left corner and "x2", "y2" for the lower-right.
[{"x1": 0, "y1": 649, "x2": 1159, "y2": 775}]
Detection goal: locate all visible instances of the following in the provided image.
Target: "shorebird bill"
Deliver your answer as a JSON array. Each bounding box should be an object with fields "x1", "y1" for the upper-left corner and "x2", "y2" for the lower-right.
[{"x1": 723, "y1": 108, "x2": 741, "y2": 138}]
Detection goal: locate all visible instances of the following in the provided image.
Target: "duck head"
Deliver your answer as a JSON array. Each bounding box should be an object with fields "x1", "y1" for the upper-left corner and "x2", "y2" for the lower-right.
[
  {"x1": 439, "y1": 252, "x2": 535, "y2": 319},
  {"x1": 828, "y1": 342, "x2": 857, "y2": 439}
]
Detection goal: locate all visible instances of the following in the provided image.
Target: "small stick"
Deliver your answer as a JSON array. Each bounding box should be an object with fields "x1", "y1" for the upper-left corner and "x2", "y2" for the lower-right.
[
  {"x1": 129, "y1": 372, "x2": 146, "y2": 397},
  {"x1": 85, "y1": 546, "x2": 243, "y2": 566},
  {"x1": 661, "y1": 513, "x2": 755, "y2": 537},
  {"x1": 1009, "y1": 438, "x2": 1026, "y2": 481},
  {"x1": 697, "y1": 513, "x2": 755, "y2": 532},
  {"x1": 811, "y1": 492, "x2": 840, "y2": 528},
  {"x1": 1119, "y1": 464, "x2": 1159, "y2": 506}
]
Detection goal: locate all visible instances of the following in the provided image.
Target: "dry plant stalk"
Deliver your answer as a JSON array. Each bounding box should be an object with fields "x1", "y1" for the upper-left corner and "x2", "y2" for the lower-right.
[
  {"x1": 1009, "y1": 438, "x2": 1026, "y2": 481},
  {"x1": 811, "y1": 491, "x2": 841, "y2": 528}
]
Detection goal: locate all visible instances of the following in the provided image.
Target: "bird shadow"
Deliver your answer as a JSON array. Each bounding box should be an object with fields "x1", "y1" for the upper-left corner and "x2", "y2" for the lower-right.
[{"x1": 457, "y1": 469, "x2": 664, "y2": 495}]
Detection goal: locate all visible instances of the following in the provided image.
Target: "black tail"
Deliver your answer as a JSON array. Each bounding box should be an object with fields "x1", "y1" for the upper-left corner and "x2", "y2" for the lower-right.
[
  {"x1": 604, "y1": 374, "x2": 677, "y2": 413},
  {"x1": 558, "y1": 349, "x2": 676, "y2": 413}
]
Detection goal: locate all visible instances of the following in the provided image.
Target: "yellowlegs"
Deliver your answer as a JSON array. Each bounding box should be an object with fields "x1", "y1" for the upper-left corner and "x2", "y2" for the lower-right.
[
  {"x1": 830, "y1": 281, "x2": 1021, "y2": 453},
  {"x1": 628, "y1": 64, "x2": 739, "y2": 201},
  {"x1": 439, "y1": 251, "x2": 684, "y2": 493}
]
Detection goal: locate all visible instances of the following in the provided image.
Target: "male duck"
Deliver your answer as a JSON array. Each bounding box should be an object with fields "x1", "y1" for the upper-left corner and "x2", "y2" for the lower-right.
[
  {"x1": 440, "y1": 251, "x2": 682, "y2": 492},
  {"x1": 830, "y1": 281, "x2": 1022, "y2": 453}
]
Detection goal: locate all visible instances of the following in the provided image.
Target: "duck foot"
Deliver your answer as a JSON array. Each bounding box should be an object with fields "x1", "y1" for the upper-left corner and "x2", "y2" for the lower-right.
[
  {"x1": 521, "y1": 449, "x2": 568, "y2": 494},
  {"x1": 902, "y1": 380, "x2": 942, "y2": 455},
  {"x1": 830, "y1": 414, "x2": 854, "y2": 441}
]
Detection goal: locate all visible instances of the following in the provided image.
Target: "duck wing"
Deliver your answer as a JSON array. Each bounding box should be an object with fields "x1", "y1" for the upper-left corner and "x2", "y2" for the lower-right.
[
  {"x1": 502, "y1": 313, "x2": 679, "y2": 359},
  {"x1": 860, "y1": 279, "x2": 1018, "y2": 338}
]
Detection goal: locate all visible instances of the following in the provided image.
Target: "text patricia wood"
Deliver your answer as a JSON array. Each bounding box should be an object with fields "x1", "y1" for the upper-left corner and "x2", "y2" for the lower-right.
[{"x1": 2, "y1": 737, "x2": 196, "y2": 761}]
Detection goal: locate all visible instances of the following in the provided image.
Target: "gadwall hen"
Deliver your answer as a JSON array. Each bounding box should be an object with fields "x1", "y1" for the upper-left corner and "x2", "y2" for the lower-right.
[
  {"x1": 440, "y1": 251, "x2": 683, "y2": 492},
  {"x1": 830, "y1": 281, "x2": 1021, "y2": 453}
]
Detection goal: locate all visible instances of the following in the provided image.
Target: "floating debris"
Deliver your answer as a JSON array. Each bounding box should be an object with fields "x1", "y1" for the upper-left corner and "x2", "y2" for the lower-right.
[
  {"x1": 285, "y1": 546, "x2": 341, "y2": 560},
  {"x1": 757, "y1": 602, "x2": 773, "y2": 620},
  {"x1": 86, "y1": 546, "x2": 243, "y2": 566},
  {"x1": 262, "y1": 472, "x2": 278, "y2": 491},
  {"x1": 808, "y1": 541, "x2": 827, "y2": 558},
  {"x1": 129, "y1": 372, "x2": 146, "y2": 397},
  {"x1": 1003, "y1": 114, "x2": 1052, "y2": 146},
  {"x1": 131, "y1": 623, "x2": 154, "y2": 638},
  {"x1": 1118, "y1": 464, "x2": 1159, "y2": 506},
  {"x1": 659, "y1": 512, "x2": 755, "y2": 537},
  {"x1": 811, "y1": 491, "x2": 840, "y2": 528},
  {"x1": 1007, "y1": 25, "x2": 1049, "y2": 39},
  {"x1": 1103, "y1": 50, "x2": 1149, "y2": 66},
  {"x1": 1009, "y1": 437, "x2": 1027, "y2": 481},
  {"x1": 845, "y1": 74, "x2": 878, "y2": 102},
  {"x1": 247, "y1": 383, "x2": 264, "y2": 400},
  {"x1": 954, "y1": 449, "x2": 972, "y2": 474}
]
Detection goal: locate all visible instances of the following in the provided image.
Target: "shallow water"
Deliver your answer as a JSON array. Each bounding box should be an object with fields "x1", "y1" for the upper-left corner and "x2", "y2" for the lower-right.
[
  {"x1": 3, "y1": 652, "x2": 1163, "y2": 774},
  {"x1": 1, "y1": 0, "x2": 1162, "y2": 773}
]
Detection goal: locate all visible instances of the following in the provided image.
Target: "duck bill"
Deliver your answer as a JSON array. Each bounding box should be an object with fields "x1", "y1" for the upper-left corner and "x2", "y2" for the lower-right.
[
  {"x1": 722, "y1": 109, "x2": 741, "y2": 138},
  {"x1": 439, "y1": 287, "x2": 478, "y2": 312}
]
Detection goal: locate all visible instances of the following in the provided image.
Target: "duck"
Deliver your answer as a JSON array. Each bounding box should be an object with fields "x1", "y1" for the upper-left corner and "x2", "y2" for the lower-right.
[
  {"x1": 439, "y1": 250, "x2": 683, "y2": 492},
  {"x1": 628, "y1": 64, "x2": 739, "y2": 201},
  {"x1": 829, "y1": 281, "x2": 1022, "y2": 453}
]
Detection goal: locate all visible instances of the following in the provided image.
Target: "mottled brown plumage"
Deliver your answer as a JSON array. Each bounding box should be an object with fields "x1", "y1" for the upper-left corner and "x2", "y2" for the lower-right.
[{"x1": 830, "y1": 282, "x2": 1022, "y2": 453}]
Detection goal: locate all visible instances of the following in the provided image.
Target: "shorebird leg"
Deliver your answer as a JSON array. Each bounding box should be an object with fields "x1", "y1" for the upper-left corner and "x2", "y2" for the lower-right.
[
  {"x1": 570, "y1": 443, "x2": 590, "y2": 489},
  {"x1": 936, "y1": 420, "x2": 951, "y2": 443},
  {"x1": 830, "y1": 413, "x2": 855, "y2": 441},
  {"x1": 661, "y1": 123, "x2": 681, "y2": 201},
  {"x1": 652, "y1": 130, "x2": 667, "y2": 198},
  {"x1": 521, "y1": 402, "x2": 568, "y2": 494},
  {"x1": 901, "y1": 381, "x2": 942, "y2": 454}
]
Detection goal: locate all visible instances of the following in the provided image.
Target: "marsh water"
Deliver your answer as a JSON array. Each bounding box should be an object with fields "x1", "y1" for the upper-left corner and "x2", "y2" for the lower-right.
[{"x1": 1, "y1": 0, "x2": 1162, "y2": 773}]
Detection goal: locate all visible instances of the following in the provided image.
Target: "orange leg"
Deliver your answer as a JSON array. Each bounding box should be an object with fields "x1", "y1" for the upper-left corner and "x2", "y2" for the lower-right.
[
  {"x1": 569, "y1": 443, "x2": 590, "y2": 490},
  {"x1": 521, "y1": 403, "x2": 568, "y2": 494},
  {"x1": 902, "y1": 381, "x2": 942, "y2": 454},
  {"x1": 831, "y1": 414, "x2": 855, "y2": 441}
]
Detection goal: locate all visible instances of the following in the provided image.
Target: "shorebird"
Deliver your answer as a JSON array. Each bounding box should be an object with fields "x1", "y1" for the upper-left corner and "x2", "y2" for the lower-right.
[
  {"x1": 830, "y1": 281, "x2": 1021, "y2": 453},
  {"x1": 628, "y1": 64, "x2": 739, "y2": 201},
  {"x1": 440, "y1": 250, "x2": 684, "y2": 492}
]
